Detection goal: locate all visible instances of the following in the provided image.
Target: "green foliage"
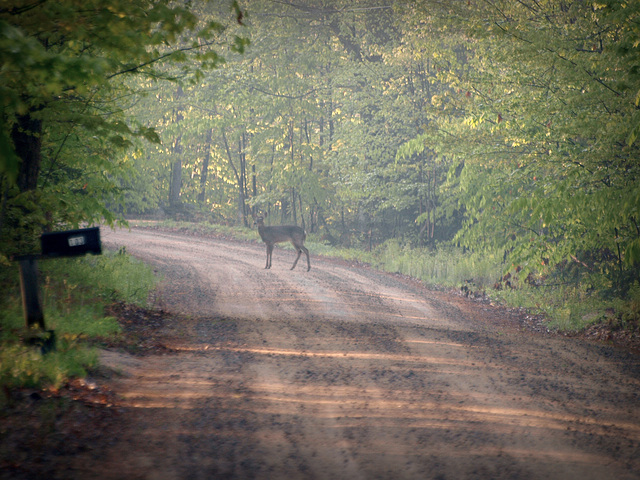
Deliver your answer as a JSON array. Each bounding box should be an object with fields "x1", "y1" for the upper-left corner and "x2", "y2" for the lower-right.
[{"x1": 394, "y1": 0, "x2": 640, "y2": 296}]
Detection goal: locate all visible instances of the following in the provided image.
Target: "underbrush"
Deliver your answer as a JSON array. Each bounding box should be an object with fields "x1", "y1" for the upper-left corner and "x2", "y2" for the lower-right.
[
  {"x1": 369, "y1": 239, "x2": 503, "y2": 290},
  {"x1": 0, "y1": 250, "x2": 156, "y2": 392},
  {"x1": 491, "y1": 284, "x2": 604, "y2": 330}
]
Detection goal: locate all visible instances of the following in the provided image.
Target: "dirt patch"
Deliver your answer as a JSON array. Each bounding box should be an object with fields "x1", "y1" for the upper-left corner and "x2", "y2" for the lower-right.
[
  {"x1": 99, "y1": 302, "x2": 181, "y2": 355},
  {"x1": 0, "y1": 378, "x2": 121, "y2": 479},
  {"x1": 581, "y1": 321, "x2": 640, "y2": 353},
  {"x1": 2, "y1": 228, "x2": 640, "y2": 480}
]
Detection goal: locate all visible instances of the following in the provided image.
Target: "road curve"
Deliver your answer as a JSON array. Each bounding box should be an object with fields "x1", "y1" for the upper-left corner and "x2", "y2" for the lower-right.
[{"x1": 73, "y1": 227, "x2": 640, "y2": 480}]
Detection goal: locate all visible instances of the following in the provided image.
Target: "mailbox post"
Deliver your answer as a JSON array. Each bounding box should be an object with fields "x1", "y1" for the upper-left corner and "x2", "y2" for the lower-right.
[
  {"x1": 17, "y1": 227, "x2": 102, "y2": 352},
  {"x1": 18, "y1": 256, "x2": 45, "y2": 330}
]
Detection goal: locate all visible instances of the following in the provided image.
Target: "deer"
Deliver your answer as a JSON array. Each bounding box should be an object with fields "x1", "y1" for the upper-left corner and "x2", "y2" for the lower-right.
[{"x1": 253, "y1": 216, "x2": 310, "y2": 271}]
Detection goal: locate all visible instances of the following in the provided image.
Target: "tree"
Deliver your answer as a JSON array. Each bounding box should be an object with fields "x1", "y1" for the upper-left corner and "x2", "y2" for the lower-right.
[
  {"x1": 0, "y1": 0, "x2": 244, "y2": 255},
  {"x1": 400, "y1": 0, "x2": 640, "y2": 288}
]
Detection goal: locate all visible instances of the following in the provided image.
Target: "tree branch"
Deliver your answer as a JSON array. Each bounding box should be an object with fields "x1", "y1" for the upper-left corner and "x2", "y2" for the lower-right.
[
  {"x1": 248, "y1": 84, "x2": 320, "y2": 100},
  {"x1": 106, "y1": 40, "x2": 221, "y2": 79}
]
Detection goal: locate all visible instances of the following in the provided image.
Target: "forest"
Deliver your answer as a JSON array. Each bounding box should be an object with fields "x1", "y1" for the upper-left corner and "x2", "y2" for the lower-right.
[{"x1": 1, "y1": 0, "x2": 640, "y2": 325}]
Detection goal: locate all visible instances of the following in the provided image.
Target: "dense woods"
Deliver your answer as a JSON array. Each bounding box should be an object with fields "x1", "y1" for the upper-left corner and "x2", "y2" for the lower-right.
[{"x1": 1, "y1": 0, "x2": 639, "y2": 301}]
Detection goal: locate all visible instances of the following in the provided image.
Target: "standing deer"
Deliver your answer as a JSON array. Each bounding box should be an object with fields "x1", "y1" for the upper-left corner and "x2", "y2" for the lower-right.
[{"x1": 254, "y1": 216, "x2": 310, "y2": 271}]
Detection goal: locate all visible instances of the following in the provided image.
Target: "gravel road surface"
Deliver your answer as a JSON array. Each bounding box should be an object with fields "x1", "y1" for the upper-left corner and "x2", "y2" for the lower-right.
[{"x1": 64, "y1": 227, "x2": 640, "y2": 479}]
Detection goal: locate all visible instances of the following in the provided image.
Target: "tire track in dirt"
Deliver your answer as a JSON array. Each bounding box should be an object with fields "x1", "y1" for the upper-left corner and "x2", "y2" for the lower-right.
[{"x1": 62, "y1": 227, "x2": 640, "y2": 480}]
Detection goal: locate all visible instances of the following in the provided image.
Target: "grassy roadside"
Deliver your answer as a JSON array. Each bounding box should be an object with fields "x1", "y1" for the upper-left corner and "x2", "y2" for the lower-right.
[
  {"x1": 370, "y1": 240, "x2": 640, "y2": 335},
  {"x1": 0, "y1": 249, "x2": 155, "y2": 393},
  {"x1": 0, "y1": 247, "x2": 156, "y2": 477}
]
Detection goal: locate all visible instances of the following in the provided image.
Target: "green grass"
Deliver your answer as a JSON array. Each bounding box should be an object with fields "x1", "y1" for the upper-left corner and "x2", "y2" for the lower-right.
[
  {"x1": 0, "y1": 250, "x2": 156, "y2": 391},
  {"x1": 0, "y1": 342, "x2": 98, "y2": 390},
  {"x1": 129, "y1": 218, "x2": 257, "y2": 242},
  {"x1": 369, "y1": 239, "x2": 503, "y2": 289}
]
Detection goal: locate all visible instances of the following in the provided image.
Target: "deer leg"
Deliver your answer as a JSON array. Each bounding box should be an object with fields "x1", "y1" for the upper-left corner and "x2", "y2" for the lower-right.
[
  {"x1": 301, "y1": 245, "x2": 310, "y2": 271},
  {"x1": 266, "y1": 244, "x2": 274, "y2": 269},
  {"x1": 291, "y1": 249, "x2": 302, "y2": 270}
]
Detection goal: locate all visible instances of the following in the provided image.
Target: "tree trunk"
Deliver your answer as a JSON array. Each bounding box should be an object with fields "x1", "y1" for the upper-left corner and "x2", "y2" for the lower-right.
[
  {"x1": 251, "y1": 163, "x2": 257, "y2": 218},
  {"x1": 291, "y1": 188, "x2": 297, "y2": 225},
  {"x1": 169, "y1": 88, "x2": 184, "y2": 210},
  {"x1": 238, "y1": 135, "x2": 248, "y2": 226},
  {"x1": 298, "y1": 193, "x2": 305, "y2": 231},
  {"x1": 221, "y1": 130, "x2": 245, "y2": 225},
  {"x1": 197, "y1": 128, "x2": 213, "y2": 204},
  {"x1": 13, "y1": 111, "x2": 43, "y2": 193},
  {"x1": 169, "y1": 134, "x2": 183, "y2": 208}
]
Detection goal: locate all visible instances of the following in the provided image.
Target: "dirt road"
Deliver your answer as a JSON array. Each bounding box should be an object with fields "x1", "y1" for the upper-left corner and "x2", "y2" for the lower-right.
[{"x1": 71, "y1": 227, "x2": 640, "y2": 479}]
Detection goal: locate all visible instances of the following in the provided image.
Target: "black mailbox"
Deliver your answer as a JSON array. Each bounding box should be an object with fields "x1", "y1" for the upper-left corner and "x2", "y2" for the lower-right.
[{"x1": 41, "y1": 227, "x2": 102, "y2": 258}]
